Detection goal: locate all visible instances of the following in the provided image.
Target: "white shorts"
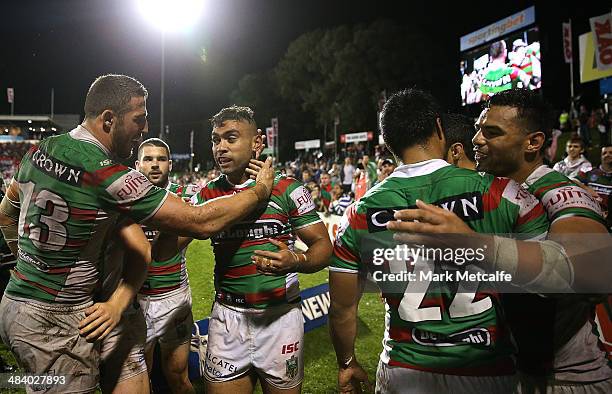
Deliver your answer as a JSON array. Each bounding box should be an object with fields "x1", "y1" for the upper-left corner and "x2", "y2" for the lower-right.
[
  {"x1": 99, "y1": 303, "x2": 147, "y2": 391},
  {"x1": 375, "y1": 361, "x2": 518, "y2": 394},
  {"x1": 138, "y1": 285, "x2": 193, "y2": 348},
  {"x1": 204, "y1": 301, "x2": 304, "y2": 389}
]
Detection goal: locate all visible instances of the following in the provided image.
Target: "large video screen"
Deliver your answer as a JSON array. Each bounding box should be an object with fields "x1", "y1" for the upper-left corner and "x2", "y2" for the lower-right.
[{"x1": 460, "y1": 27, "x2": 541, "y2": 106}]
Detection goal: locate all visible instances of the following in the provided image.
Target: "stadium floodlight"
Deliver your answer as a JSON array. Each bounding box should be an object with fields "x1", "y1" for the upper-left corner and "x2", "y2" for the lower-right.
[
  {"x1": 137, "y1": 0, "x2": 205, "y2": 32},
  {"x1": 137, "y1": 0, "x2": 206, "y2": 138}
]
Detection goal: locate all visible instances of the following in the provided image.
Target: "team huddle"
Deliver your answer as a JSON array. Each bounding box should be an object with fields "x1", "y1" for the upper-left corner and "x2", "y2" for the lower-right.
[{"x1": 0, "y1": 74, "x2": 610, "y2": 394}]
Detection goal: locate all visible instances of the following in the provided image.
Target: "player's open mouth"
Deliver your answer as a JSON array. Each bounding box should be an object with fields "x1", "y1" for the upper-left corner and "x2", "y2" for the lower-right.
[{"x1": 217, "y1": 157, "x2": 232, "y2": 165}]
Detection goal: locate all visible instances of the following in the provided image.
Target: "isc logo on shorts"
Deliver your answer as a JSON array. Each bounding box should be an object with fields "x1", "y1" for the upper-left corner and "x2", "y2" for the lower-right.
[{"x1": 281, "y1": 341, "x2": 300, "y2": 354}]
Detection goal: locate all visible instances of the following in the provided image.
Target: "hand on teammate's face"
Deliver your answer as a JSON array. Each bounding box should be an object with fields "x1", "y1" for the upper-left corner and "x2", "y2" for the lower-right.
[
  {"x1": 253, "y1": 156, "x2": 275, "y2": 195},
  {"x1": 78, "y1": 301, "x2": 123, "y2": 342},
  {"x1": 252, "y1": 239, "x2": 300, "y2": 275},
  {"x1": 246, "y1": 158, "x2": 265, "y2": 180}
]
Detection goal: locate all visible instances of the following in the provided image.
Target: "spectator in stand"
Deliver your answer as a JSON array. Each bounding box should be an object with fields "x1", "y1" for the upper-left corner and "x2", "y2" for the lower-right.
[
  {"x1": 302, "y1": 168, "x2": 314, "y2": 184},
  {"x1": 353, "y1": 162, "x2": 368, "y2": 200},
  {"x1": 341, "y1": 157, "x2": 355, "y2": 194},
  {"x1": 309, "y1": 183, "x2": 328, "y2": 214},
  {"x1": 377, "y1": 158, "x2": 395, "y2": 183},
  {"x1": 443, "y1": 113, "x2": 476, "y2": 170},
  {"x1": 329, "y1": 184, "x2": 354, "y2": 216},
  {"x1": 319, "y1": 173, "x2": 333, "y2": 208},
  {"x1": 577, "y1": 144, "x2": 612, "y2": 230},
  {"x1": 328, "y1": 163, "x2": 342, "y2": 185},
  {"x1": 553, "y1": 137, "x2": 593, "y2": 179}
]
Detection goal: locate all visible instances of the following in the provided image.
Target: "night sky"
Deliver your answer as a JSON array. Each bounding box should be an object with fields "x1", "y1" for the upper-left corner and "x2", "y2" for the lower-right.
[{"x1": 1, "y1": 0, "x2": 609, "y2": 164}]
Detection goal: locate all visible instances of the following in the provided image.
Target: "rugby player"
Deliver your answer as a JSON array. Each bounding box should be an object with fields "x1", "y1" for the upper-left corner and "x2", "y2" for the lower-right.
[
  {"x1": 444, "y1": 113, "x2": 476, "y2": 170},
  {"x1": 0, "y1": 74, "x2": 275, "y2": 393},
  {"x1": 88, "y1": 218, "x2": 152, "y2": 394},
  {"x1": 390, "y1": 89, "x2": 612, "y2": 392},
  {"x1": 329, "y1": 88, "x2": 549, "y2": 393},
  {"x1": 190, "y1": 105, "x2": 332, "y2": 394},
  {"x1": 135, "y1": 138, "x2": 198, "y2": 394}
]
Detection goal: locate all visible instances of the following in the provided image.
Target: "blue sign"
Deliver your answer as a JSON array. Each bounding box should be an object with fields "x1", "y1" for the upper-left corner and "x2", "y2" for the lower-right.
[{"x1": 600, "y1": 77, "x2": 612, "y2": 95}]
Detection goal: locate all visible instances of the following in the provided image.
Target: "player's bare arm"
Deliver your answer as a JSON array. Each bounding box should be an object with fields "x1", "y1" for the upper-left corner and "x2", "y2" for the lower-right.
[
  {"x1": 0, "y1": 180, "x2": 20, "y2": 256},
  {"x1": 147, "y1": 156, "x2": 275, "y2": 239},
  {"x1": 151, "y1": 231, "x2": 193, "y2": 263},
  {"x1": 79, "y1": 219, "x2": 151, "y2": 341},
  {"x1": 252, "y1": 222, "x2": 332, "y2": 274},
  {"x1": 329, "y1": 271, "x2": 372, "y2": 394},
  {"x1": 388, "y1": 200, "x2": 611, "y2": 292}
]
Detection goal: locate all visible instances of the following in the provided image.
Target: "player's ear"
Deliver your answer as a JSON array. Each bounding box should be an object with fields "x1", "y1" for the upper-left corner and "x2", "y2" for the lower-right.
[
  {"x1": 253, "y1": 130, "x2": 263, "y2": 156},
  {"x1": 168, "y1": 159, "x2": 173, "y2": 172},
  {"x1": 101, "y1": 110, "x2": 114, "y2": 133},
  {"x1": 450, "y1": 143, "x2": 463, "y2": 160},
  {"x1": 526, "y1": 131, "x2": 545, "y2": 153}
]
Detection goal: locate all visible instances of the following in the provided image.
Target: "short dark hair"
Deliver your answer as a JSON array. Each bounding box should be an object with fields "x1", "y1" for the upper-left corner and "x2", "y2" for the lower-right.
[
  {"x1": 380, "y1": 88, "x2": 443, "y2": 156},
  {"x1": 138, "y1": 138, "x2": 170, "y2": 158},
  {"x1": 210, "y1": 105, "x2": 256, "y2": 129},
  {"x1": 488, "y1": 89, "x2": 553, "y2": 152},
  {"x1": 84, "y1": 74, "x2": 148, "y2": 119},
  {"x1": 445, "y1": 114, "x2": 476, "y2": 162},
  {"x1": 567, "y1": 137, "x2": 584, "y2": 149}
]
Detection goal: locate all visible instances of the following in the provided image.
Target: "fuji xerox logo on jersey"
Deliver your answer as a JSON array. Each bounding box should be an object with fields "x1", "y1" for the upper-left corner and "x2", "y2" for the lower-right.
[
  {"x1": 290, "y1": 185, "x2": 316, "y2": 215},
  {"x1": 213, "y1": 219, "x2": 286, "y2": 241},
  {"x1": 541, "y1": 185, "x2": 604, "y2": 219},
  {"x1": 106, "y1": 170, "x2": 153, "y2": 203},
  {"x1": 366, "y1": 192, "x2": 484, "y2": 233}
]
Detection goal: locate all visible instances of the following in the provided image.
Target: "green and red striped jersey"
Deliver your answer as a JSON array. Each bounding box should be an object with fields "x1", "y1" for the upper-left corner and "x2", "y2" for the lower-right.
[
  {"x1": 320, "y1": 183, "x2": 332, "y2": 208},
  {"x1": 523, "y1": 165, "x2": 604, "y2": 224},
  {"x1": 331, "y1": 160, "x2": 549, "y2": 375},
  {"x1": 191, "y1": 173, "x2": 321, "y2": 309},
  {"x1": 7, "y1": 126, "x2": 168, "y2": 304},
  {"x1": 504, "y1": 165, "x2": 610, "y2": 381},
  {"x1": 139, "y1": 182, "x2": 200, "y2": 296}
]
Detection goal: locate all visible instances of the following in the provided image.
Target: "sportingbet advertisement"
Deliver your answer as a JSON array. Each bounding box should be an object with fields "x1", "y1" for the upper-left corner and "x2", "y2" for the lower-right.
[{"x1": 459, "y1": 6, "x2": 541, "y2": 106}]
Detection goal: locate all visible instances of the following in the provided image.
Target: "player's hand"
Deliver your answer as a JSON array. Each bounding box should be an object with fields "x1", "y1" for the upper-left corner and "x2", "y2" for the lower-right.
[
  {"x1": 387, "y1": 200, "x2": 478, "y2": 256},
  {"x1": 246, "y1": 158, "x2": 265, "y2": 180},
  {"x1": 78, "y1": 300, "x2": 123, "y2": 342},
  {"x1": 387, "y1": 199, "x2": 473, "y2": 234},
  {"x1": 256, "y1": 128, "x2": 266, "y2": 158},
  {"x1": 338, "y1": 360, "x2": 372, "y2": 393},
  {"x1": 252, "y1": 156, "x2": 275, "y2": 199},
  {"x1": 252, "y1": 239, "x2": 302, "y2": 275}
]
